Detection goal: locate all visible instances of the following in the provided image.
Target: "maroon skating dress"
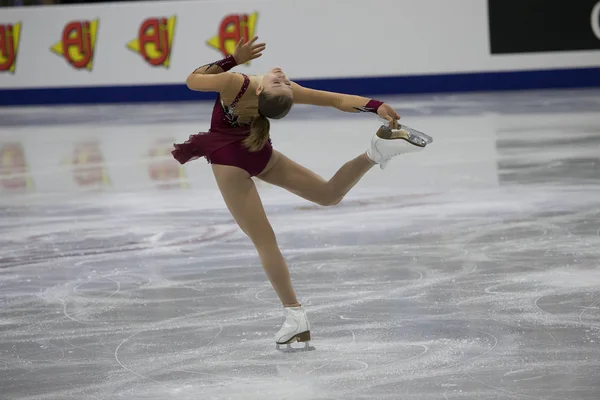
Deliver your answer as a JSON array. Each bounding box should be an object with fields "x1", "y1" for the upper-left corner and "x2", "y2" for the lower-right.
[{"x1": 171, "y1": 73, "x2": 273, "y2": 177}]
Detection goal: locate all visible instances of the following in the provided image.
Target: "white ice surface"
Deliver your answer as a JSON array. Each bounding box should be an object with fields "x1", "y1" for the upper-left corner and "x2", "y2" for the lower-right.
[{"x1": 1, "y1": 89, "x2": 599, "y2": 400}]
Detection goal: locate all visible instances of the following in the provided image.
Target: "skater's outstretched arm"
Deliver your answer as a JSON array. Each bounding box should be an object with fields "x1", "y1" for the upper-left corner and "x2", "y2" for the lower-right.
[{"x1": 290, "y1": 82, "x2": 401, "y2": 128}]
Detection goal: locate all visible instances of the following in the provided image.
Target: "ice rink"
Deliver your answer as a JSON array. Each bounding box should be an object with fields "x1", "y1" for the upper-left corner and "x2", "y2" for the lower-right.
[{"x1": 1, "y1": 89, "x2": 599, "y2": 399}]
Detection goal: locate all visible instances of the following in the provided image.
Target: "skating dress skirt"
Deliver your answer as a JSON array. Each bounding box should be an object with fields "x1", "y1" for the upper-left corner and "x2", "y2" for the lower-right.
[{"x1": 171, "y1": 74, "x2": 273, "y2": 176}]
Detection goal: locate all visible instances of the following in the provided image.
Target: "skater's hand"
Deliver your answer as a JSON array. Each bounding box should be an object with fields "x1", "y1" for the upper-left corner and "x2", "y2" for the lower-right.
[
  {"x1": 377, "y1": 103, "x2": 401, "y2": 129},
  {"x1": 233, "y1": 36, "x2": 266, "y2": 65}
]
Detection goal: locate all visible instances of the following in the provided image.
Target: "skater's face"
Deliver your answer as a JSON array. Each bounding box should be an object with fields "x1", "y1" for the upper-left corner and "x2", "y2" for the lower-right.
[{"x1": 257, "y1": 67, "x2": 293, "y2": 99}]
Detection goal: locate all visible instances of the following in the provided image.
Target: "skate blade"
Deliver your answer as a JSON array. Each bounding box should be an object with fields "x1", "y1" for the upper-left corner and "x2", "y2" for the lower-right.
[
  {"x1": 377, "y1": 125, "x2": 433, "y2": 147},
  {"x1": 401, "y1": 125, "x2": 433, "y2": 144},
  {"x1": 276, "y1": 341, "x2": 316, "y2": 353},
  {"x1": 276, "y1": 331, "x2": 315, "y2": 353}
]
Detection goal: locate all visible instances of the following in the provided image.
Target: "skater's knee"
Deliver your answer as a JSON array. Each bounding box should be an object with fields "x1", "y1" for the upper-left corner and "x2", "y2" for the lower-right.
[
  {"x1": 316, "y1": 194, "x2": 343, "y2": 207},
  {"x1": 327, "y1": 196, "x2": 344, "y2": 206},
  {"x1": 308, "y1": 185, "x2": 342, "y2": 207}
]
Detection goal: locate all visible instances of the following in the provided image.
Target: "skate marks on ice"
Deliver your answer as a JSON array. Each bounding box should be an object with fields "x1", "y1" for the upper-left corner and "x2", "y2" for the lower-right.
[
  {"x1": 2, "y1": 184, "x2": 600, "y2": 399},
  {"x1": 270, "y1": 188, "x2": 600, "y2": 400}
]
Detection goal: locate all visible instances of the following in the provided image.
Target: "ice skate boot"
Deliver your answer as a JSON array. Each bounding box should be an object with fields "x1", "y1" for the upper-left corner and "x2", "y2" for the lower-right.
[
  {"x1": 275, "y1": 306, "x2": 313, "y2": 352},
  {"x1": 367, "y1": 124, "x2": 433, "y2": 170}
]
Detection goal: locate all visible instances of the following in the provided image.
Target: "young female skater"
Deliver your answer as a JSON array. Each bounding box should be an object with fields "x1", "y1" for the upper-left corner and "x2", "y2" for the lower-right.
[{"x1": 172, "y1": 37, "x2": 431, "y2": 351}]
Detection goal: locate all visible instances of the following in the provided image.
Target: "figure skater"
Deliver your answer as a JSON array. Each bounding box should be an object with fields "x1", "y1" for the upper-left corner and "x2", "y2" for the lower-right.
[{"x1": 172, "y1": 37, "x2": 432, "y2": 351}]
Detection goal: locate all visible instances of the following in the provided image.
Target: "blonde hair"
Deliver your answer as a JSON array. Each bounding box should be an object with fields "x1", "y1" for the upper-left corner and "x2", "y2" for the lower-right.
[
  {"x1": 243, "y1": 91, "x2": 293, "y2": 152},
  {"x1": 243, "y1": 114, "x2": 271, "y2": 152}
]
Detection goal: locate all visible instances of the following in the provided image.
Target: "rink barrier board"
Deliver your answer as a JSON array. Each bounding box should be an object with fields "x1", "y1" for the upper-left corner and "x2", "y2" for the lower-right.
[
  {"x1": 2, "y1": 66, "x2": 600, "y2": 106},
  {"x1": 2, "y1": 0, "x2": 600, "y2": 102},
  {"x1": 0, "y1": 113, "x2": 501, "y2": 194}
]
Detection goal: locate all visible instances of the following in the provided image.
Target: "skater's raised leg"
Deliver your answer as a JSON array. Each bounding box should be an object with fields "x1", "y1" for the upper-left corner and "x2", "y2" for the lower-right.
[
  {"x1": 258, "y1": 125, "x2": 433, "y2": 203},
  {"x1": 258, "y1": 150, "x2": 374, "y2": 206}
]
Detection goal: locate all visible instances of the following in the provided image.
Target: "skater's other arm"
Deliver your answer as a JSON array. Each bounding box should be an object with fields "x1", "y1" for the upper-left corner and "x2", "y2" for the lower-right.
[
  {"x1": 187, "y1": 37, "x2": 265, "y2": 92},
  {"x1": 186, "y1": 72, "x2": 235, "y2": 92},
  {"x1": 291, "y1": 82, "x2": 401, "y2": 127},
  {"x1": 192, "y1": 37, "x2": 265, "y2": 76}
]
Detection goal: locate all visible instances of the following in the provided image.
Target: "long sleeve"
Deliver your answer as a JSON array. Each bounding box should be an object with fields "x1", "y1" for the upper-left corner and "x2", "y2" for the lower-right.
[{"x1": 191, "y1": 55, "x2": 238, "y2": 75}]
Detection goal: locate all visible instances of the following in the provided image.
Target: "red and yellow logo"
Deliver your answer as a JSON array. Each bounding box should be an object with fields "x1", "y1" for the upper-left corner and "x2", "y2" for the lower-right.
[
  {"x1": 127, "y1": 16, "x2": 176, "y2": 68},
  {"x1": 0, "y1": 23, "x2": 21, "y2": 73},
  {"x1": 71, "y1": 141, "x2": 110, "y2": 188},
  {"x1": 207, "y1": 12, "x2": 258, "y2": 59},
  {"x1": 147, "y1": 138, "x2": 188, "y2": 189},
  {"x1": 51, "y1": 20, "x2": 98, "y2": 70},
  {"x1": 0, "y1": 142, "x2": 33, "y2": 192}
]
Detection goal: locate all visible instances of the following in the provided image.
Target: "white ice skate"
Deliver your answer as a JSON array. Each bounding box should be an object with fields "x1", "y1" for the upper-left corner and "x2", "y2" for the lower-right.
[
  {"x1": 275, "y1": 306, "x2": 313, "y2": 352},
  {"x1": 367, "y1": 124, "x2": 433, "y2": 170}
]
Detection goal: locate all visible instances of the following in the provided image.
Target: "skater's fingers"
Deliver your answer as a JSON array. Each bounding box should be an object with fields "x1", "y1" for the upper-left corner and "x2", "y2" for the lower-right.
[
  {"x1": 387, "y1": 105, "x2": 401, "y2": 121},
  {"x1": 253, "y1": 44, "x2": 266, "y2": 53}
]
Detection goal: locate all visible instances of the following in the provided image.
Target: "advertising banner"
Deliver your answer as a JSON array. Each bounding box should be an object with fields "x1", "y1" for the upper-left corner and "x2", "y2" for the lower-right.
[{"x1": 0, "y1": 0, "x2": 598, "y2": 105}]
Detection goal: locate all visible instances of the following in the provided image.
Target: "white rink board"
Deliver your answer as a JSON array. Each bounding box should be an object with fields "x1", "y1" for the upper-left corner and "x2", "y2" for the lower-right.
[
  {"x1": 1, "y1": 0, "x2": 600, "y2": 89},
  {"x1": 0, "y1": 110, "x2": 498, "y2": 196}
]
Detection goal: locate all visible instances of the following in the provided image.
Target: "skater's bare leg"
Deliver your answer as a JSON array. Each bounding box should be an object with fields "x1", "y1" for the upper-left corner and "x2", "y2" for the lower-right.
[
  {"x1": 212, "y1": 164, "x2": 299, "y2": 307},
  {"x1": 258, "y1": 150, "x2": 374, "y2": 206}
]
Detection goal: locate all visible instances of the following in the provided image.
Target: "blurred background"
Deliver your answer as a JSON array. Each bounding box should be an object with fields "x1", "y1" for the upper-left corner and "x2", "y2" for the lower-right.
[{"x1": 1, "y1": 0, "x2": 599, "y2": 196}]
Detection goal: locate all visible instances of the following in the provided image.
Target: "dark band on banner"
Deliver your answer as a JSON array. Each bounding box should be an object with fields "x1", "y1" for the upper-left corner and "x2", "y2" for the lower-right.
[
  {"x1": 488, "y1": 0, "x2": 600, "y2": 54},
  {"x1": 2, "y1": 67, "x2": 600, "y2": 106}
]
